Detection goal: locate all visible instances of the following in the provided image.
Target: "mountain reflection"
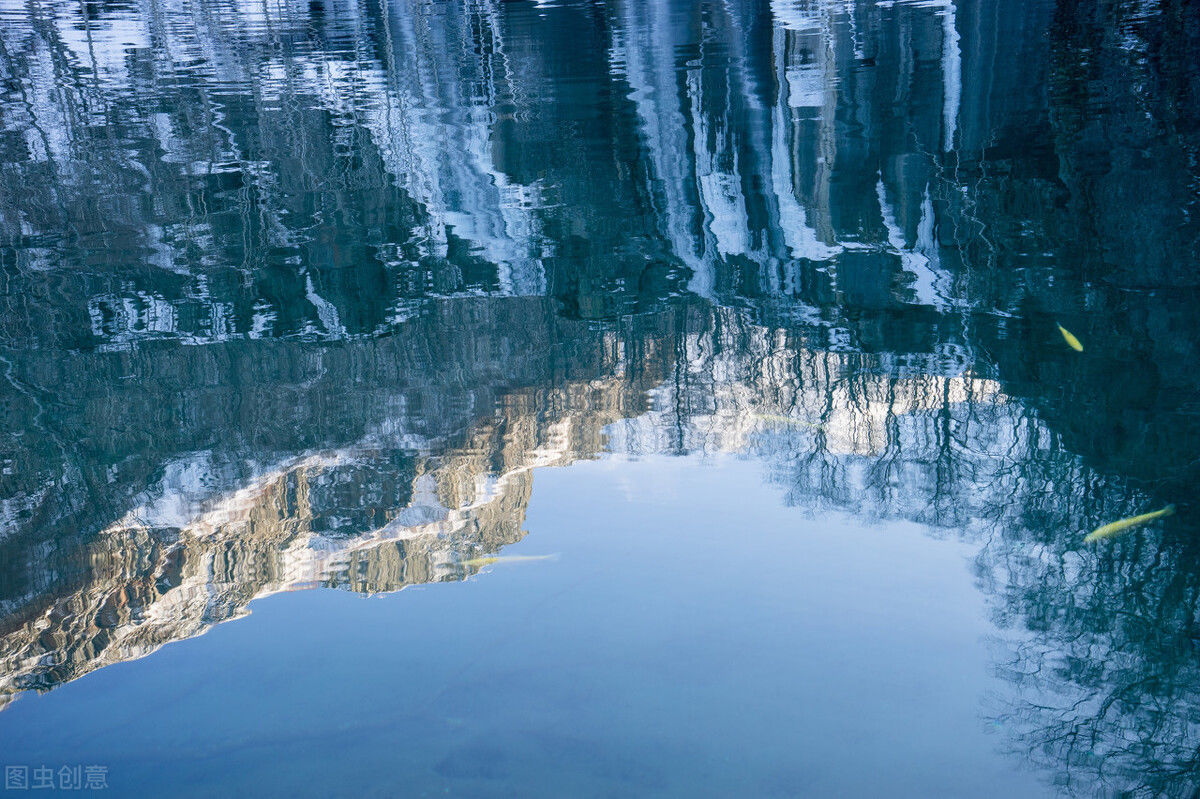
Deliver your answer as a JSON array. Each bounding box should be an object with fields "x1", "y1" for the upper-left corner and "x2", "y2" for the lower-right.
[{"x1": 1, "y1": 0, "x2": 1198, "y2": 795}]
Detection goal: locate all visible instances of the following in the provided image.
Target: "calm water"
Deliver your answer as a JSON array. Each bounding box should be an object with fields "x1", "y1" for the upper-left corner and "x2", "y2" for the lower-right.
[{"x1": 0, "y1": 0, "x2": 1198, "y2": 795}]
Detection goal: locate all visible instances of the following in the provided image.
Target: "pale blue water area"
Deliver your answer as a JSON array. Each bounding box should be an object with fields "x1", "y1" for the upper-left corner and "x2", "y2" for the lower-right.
[{"x1": 1, "y1": 458, "x2": 1049, "y2": 797}]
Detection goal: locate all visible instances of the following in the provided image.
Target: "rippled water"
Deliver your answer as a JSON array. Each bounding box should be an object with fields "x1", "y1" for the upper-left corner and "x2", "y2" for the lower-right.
[{"x1": 0, "y1": 0, "x2": 1198, "y2": 795}]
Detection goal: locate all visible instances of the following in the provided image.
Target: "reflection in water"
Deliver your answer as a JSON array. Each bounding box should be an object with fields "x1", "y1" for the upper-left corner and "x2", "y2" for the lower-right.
[{"x1": 0, "y1": 0, "x2": 1198, "y2": 794}]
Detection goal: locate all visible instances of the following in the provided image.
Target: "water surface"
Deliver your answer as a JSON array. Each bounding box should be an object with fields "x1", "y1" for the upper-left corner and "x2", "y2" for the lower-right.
[{"x1": 0, "y1": 0, "x2": 1198, "y2": 795}]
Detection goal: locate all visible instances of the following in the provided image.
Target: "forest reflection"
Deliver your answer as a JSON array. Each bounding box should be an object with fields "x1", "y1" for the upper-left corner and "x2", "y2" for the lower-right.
[{"x1": 0, "y1": 0, "x2": 1197, "y2": 794}]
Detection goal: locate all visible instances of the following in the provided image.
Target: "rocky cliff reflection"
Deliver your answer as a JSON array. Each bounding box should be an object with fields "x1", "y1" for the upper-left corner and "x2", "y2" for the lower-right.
[{"x1": 1, "y1": 0, "x2": 1198, "y2": 795}]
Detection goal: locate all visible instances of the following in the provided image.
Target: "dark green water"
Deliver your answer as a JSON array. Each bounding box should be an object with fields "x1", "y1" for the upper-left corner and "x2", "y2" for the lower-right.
[{"x1": 0, "y1": 0, "x2": 1198, "y2": 795}]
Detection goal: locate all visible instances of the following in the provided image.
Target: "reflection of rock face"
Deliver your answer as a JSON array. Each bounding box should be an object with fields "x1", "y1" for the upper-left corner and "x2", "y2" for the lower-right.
[
  {"x1": 0, "y1": 459, "x2": 527, "y2": 711},
  {"x1": 0, "y1": 293, "x2": 1135, "y2": 715},
  {"x1": 0, "y1": 295, "x2": 668, "y2": 607},
  {"x1": 0, "y1": 295, "x2": 1015, "y2": 712},
  {"x1": 0, "y1": 368, "x2": 643, "y2": 710},
  {"x1": 0, "y1": 297, "x2": 1194, "y2": 796},
  {"x1": 1, "y1": 0, "x2": 1199, "y2": 794}
]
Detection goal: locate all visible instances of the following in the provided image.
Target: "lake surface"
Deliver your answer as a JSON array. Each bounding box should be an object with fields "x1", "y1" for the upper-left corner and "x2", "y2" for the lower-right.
[{"x1": 0, "y1": 0, "x2": 1198, "y2": 795}]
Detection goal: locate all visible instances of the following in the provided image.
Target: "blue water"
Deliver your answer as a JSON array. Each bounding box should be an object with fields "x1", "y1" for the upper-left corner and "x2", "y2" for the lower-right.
[
  {"x1": 1, "y1": 0, "x2": 1198, "y2": 794},
  {"x1": 2, "y1": 458, "x2": 1050, "y2": 796}
]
